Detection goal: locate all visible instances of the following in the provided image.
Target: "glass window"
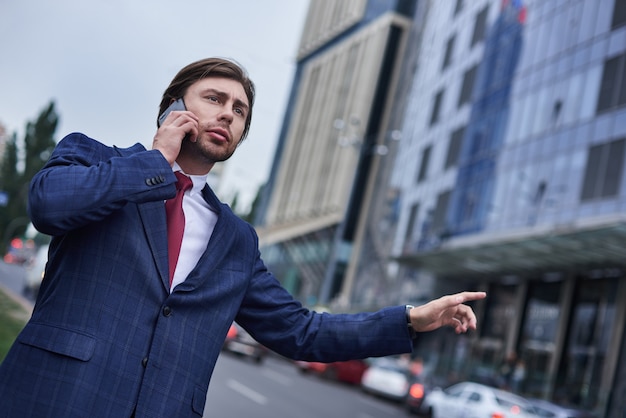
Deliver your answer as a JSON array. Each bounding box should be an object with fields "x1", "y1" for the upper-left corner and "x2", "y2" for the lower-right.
[
  {"x1": 430, "y1": 89, "x2": 444, "y2": 126},
  {"x1": 454, "y1": 0, "x2": 463, "y2": 17},
  {"x1": 595, "y1": 0, "x2": 615, "y2": 37},
  {"x1": 521, "y1": 281, "x2": 562, "y2": 395},
  {"x1": 403, "y1": 203, "x2": 419, "y2": 251},
  {"x1": 458, "y1": 64, "x2": 478, "y2": 107},
  {"x1": 471, "y1": 5, "x2": 489, "y2": 47},
  {"x1": 612, "y1": 0, "x2": 626, "y2": 29},
  {"x1": 445, "y1": 126, "x2": 465, "y2": 169},
  {"x1": 417, "y1": 145, "x2": 432, "y2": 182},
  {"x1": 431, "y1": 190, "x2": 451, "y2": 233},
  {"x1": 468, "y1": 392, "x2": 481, "y2": 402},
  {"x1": 596, "y1": 54, "x2": 622, "y2": 113},
  {"x1": 556, "y1": 278, "x2": 619, "y2": 409},
  {"x1": 442, "y1": 35, "x2": 456, "y2": 71},
  {"x1": 580, "y1": 137, "x2": 626, "y2": 200},
  {"x1": 603, "y1": 138, "x2": 626, "y2": 196}
]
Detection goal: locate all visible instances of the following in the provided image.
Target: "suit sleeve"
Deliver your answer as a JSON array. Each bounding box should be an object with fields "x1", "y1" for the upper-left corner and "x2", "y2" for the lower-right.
[
  {"x1": 235, "y1": 225, "x2": 414, "y2": 362},
  {"x1": 28, "y1": 132, "x2": 177, "y2": 236}
]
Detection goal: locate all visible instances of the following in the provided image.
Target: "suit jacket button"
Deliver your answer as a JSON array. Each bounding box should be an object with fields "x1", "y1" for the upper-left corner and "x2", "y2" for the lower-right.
[
  {"x1": 145, "y1": 178, "x2": 154, "y2": 186},
  {"x1": 163, "y1": 306, "x2": 172, "y2": 317},
  {"x1": 142, "y1": 357, "x2": 148, "y2": 367}
]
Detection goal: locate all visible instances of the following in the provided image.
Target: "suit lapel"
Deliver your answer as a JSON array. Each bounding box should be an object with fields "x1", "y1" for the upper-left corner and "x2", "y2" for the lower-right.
[{"x1": 137, "y1": 202, "x2": 171, "y2": 291}]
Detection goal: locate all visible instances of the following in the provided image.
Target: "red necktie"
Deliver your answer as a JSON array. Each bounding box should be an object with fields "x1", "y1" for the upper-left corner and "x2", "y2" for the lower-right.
[{"x1": 165, "y1": 172, "x2": 193, "y2": 285}]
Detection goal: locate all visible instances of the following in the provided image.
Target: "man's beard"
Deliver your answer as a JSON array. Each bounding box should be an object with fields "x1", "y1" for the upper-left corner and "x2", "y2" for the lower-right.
[{"x1": 180, "y1": 132, "x2": 237, "y2": 164}]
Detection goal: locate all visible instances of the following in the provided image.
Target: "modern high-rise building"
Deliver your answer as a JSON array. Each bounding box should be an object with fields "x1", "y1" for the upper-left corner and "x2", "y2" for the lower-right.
[
  {"x1": 256, "y1": 0, "x2": 417, "y2": 307},
  {"x1": 387, "y1": 0, "x2": 626, "y2": 415}
]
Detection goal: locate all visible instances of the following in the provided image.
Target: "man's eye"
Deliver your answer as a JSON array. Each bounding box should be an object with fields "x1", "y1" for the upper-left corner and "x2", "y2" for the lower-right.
[
  {"x1": 234, "y1": 107, "x2": 246, "y2": 117},
  {"x1": 207, "y1": 96, "x2": 219, "y2": 102}
]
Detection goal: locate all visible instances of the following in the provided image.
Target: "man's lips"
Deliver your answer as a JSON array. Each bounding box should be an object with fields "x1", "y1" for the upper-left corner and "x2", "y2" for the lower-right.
[{"x1": 207, "y1": 127, "x2": 230, "y2": 142}]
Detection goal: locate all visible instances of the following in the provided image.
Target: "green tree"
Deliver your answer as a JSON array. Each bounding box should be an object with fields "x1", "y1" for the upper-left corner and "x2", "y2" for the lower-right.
[{"x1": 0, "y1": 101, "x2": 58, "y2": 253}]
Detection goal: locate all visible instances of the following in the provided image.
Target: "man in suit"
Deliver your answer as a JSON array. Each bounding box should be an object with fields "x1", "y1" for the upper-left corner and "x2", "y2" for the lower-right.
[{"x1": 0, "y1": 58, "x2": 486, "y2": 417}]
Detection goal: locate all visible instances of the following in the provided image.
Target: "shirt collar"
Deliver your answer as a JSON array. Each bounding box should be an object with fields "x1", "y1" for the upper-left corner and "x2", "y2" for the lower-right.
[{"x1": 172, "y1": 162, "x2": 208, "y2": 196}]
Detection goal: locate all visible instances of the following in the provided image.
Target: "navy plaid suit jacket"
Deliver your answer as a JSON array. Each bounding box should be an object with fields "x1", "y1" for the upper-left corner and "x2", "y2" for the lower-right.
[{"x1": 0, "y1": 133, "x2": 413, "y2": 417}]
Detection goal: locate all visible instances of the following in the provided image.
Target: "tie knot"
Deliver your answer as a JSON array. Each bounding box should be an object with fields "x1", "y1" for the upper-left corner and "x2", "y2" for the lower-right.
[{"x1": 174, "y1": 171, "x2": 193, "y2": 192}]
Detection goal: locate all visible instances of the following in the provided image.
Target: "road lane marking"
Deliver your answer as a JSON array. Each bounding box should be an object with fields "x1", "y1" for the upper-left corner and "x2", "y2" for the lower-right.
[
  {"x1": 226, "y1": 379, "x2": 268, "y2": 405},
  {"x1": 261, "y1": 368, "x2": 292, "y2": 386}
]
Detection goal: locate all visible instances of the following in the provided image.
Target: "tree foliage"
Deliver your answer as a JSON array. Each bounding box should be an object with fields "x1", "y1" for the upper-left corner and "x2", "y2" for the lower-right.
[{"x1": 0, "y1": 101, "x2": 58, "y2": 252}]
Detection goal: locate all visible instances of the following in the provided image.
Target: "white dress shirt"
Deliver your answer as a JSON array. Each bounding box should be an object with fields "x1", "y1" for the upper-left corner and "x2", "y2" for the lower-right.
[{"x1": 170, "y1": 163, "x2": 218, "y2": 292}]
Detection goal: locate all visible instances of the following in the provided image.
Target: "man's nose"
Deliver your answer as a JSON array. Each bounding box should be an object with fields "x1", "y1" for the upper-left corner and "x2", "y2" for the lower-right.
[{"x1": 217, "y1": 106, "x2": 234, "y2": 123}]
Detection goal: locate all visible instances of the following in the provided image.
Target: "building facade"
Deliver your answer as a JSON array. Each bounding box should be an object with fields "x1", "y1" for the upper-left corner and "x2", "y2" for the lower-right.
[
  {"x1": 388, "y1": 0, "x2": 626, "y2": 416},
  {"x1": 256, "y1": 0, "x2": 417, "y2": 306}
]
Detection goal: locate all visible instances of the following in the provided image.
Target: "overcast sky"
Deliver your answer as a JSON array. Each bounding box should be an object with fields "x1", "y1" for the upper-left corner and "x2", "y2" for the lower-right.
[{"x1": 0, "y1": 0, "x2": 309, "y2": 209}]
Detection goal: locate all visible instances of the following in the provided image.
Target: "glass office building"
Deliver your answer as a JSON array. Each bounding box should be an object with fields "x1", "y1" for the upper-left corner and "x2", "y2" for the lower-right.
[{"x1": 390, "y1": 0, "x2": 626, "y2": 415}]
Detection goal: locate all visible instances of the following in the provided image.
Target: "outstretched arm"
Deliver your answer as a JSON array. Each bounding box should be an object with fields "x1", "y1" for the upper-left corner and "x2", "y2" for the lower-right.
[{"x1": 409, "y1": 291, "x2": 487, "y2": 334}]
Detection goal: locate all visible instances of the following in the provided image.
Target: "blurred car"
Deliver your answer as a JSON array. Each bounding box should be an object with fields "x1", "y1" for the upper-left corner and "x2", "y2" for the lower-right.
[
  {"x1": 529, "y1": 398, "x2": 597, "y2": 418},
  {"x1": 3, "y1": 237, "x2": 36, "y2": 265},
  {"x1": 405, "y1": 374, "x2": 434, "y2": 416},
  {"x1": 222, "y1": 323, "x2": 267, "y2": 363},
  {"x1": 295, "y1": 359, "x2": 369, "y2": 385},
  {"x1": 360, "y1": 357, "x2": 411, "y2": 402},
  {"x1": 23, "y1": 243, "x2": 49, "y2": 298},
  {"x1": 423, "y1": 381, "x2": 538, "y2": 418}
]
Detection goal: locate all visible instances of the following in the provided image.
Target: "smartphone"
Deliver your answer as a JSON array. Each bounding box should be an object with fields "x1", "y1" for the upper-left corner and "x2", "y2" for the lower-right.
[{"x1": 158, "y1": 98, "x2": 187, "y2": 127}]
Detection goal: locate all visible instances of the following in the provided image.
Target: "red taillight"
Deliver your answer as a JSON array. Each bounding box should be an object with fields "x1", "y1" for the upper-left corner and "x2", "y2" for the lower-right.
[
  {"x1": 510, "y1": 405, "x2": 521, "y2": 414},
  {"x1": 409, "y1": 383, "x2": 425, "y2": 399},
  {"x1": 226, "y1": 325, "x2": 237, "y2": 339},
  {"x1": 491, "y1": 414, "x2": 505, "y2": 418}
]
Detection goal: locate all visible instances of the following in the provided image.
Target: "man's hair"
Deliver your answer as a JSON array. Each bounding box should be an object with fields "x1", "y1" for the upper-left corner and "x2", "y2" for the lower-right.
[{"x1": 159, "y1": 57, "x2": 255, "y2": 140}]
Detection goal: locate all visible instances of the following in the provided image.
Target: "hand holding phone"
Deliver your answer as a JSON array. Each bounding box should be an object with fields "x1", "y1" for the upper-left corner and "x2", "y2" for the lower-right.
[
  {"x1": 153, "y1": 98, "x2": 197, "y2": 165},
  {"x1": 157, "y1": 98, "x2": 197, "y2": 144},
  {"x1": 158, "y1": 98, "x2": 188, "y2": 128}
]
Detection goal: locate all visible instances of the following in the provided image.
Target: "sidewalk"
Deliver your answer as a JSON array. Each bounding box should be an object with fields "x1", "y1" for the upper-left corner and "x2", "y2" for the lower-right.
[{"x1": 0, "y1": 284, "x2": 31, "y2": 361}]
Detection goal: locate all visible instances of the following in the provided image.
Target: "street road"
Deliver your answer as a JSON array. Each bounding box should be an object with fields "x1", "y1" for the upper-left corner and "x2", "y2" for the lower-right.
[
  {"x1": 204, "y1": 353, "x2": 408, "y2": 418},
  {"x1": 0, "y1": 260, "x2": 27, "y2": 300}
]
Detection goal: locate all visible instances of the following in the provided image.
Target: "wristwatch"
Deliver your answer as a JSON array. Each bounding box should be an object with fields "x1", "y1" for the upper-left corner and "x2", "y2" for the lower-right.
[{"x1": 406, "y1": 305, "x2": 417, "y2": 339}]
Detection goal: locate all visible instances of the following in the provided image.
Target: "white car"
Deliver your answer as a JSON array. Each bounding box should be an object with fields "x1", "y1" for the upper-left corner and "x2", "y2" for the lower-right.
[
  {"x1": 423, "y1": 381, "x2": 537, "y2": 418},
  {"x1": 360, "y1": 357, "x2": 411, "y2": 401}
]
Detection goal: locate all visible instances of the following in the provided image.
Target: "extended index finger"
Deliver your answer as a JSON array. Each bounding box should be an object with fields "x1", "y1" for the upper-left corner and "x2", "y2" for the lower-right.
[{"x1": 448, "y1": 291, "x2": 487, "y2": 306}]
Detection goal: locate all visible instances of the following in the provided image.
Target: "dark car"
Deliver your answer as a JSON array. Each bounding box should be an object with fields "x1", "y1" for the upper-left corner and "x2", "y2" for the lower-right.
[
  {"x1": 295, "y1": 359, "x2": 369, "y2": 385},
  {"x1": 222, "y1": 323, "x2": 267, "y2": 363},
  {"x1": 405, "y1": 374, "x2": 432, "y2": 416}
]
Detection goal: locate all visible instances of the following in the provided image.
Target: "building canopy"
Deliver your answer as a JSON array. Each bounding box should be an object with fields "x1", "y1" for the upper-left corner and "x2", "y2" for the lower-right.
[{"x1": 396, "y1": 217, "x2": 626, "y2": 279}]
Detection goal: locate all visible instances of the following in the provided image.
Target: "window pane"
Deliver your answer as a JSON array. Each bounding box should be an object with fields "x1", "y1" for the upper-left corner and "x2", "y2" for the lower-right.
[
  {"x1": 602, "y1": 138, "x2": 625, "y2": 197},
  {"x1": 612, "y1": 0, "x2": 626, "y2": 29},
  {"x1": 432, "y1": 190, "x2": 451, "y2": 232},
  {"x1": 404, "y1": 203, "x2": 419, "y2": 249},
  {"x1": 580, "y1": 143, "x2": 603, "y2": 200},
  {"x1": 445, "y1": 126, "x2": 465, "y2": 168},
  {"x1": 596, "y1": 55, "x2": 621, "y2": 113},
  {"x1": 417, "y1": 145, "x2": 432, "y2": 182},
  {"x1": 442, "y1": 35, "x2": 456, "y2": 70},
  {"x1": 458, "y1": 65, "x2": 478, "y2": 107},
  {"x1": 430, "y1": 90, "x2": 444, "y2": 126},
  {"x1": 454, "y1": 0, "x2": 463, "y2": 16},
  {"x1": 471, "y1": 6, "x2": 489, "y2": 47}
]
